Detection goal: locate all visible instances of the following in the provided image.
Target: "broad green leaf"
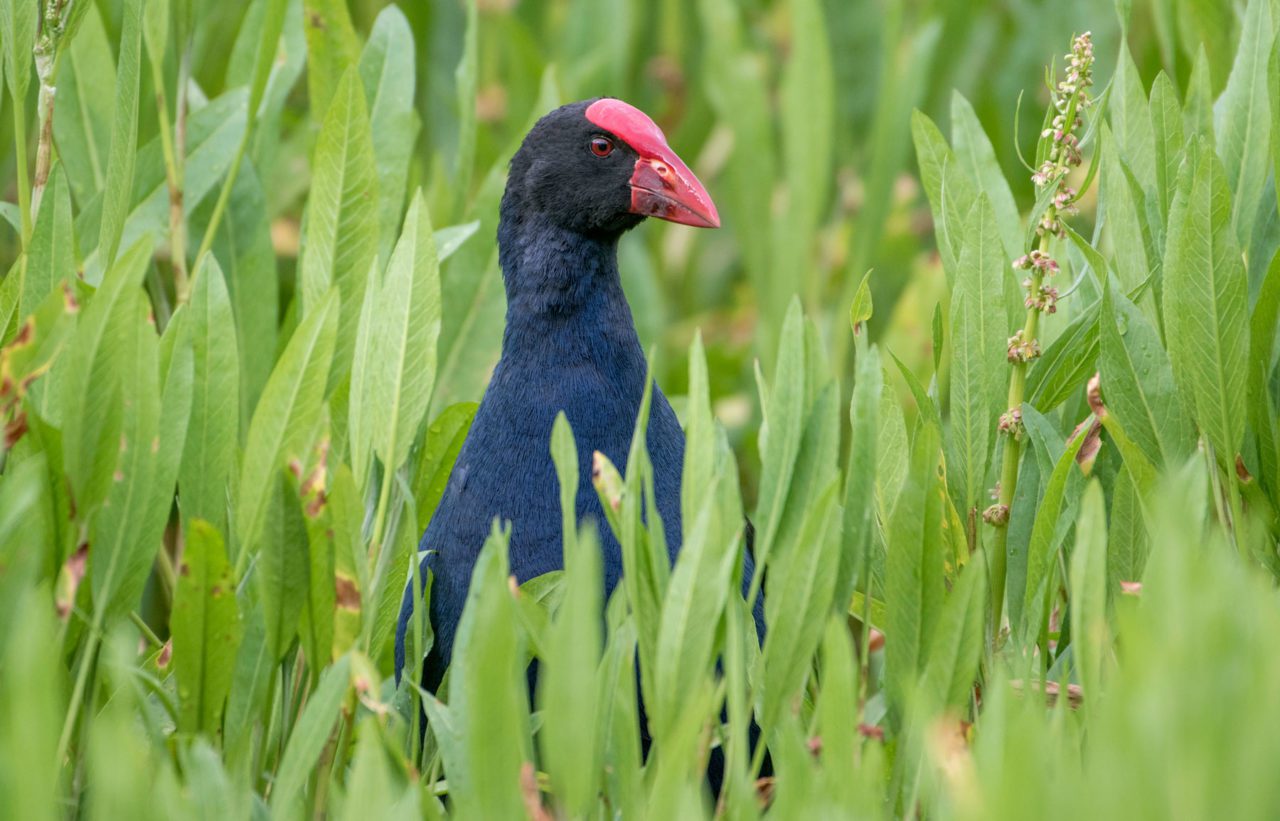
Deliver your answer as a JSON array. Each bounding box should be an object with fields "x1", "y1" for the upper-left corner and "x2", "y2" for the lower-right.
[
  {"x1": 838, "y1": 343, "x2": 880, "y2": 611},
  {"x1": 95, "y1": 0, "x2": 144, "y2": 270},
  {"x1": 246, "y1": 0, "x2": 289, "y2": 120},
  {"x1": 53, "y1": 4, "x2": 114, "y2": 206},
  {"x1": 347, "y1": 261, "x2": 379, "y2": 486},
  {"x1": 538, "y1": 416, "x2": 603, "y2": 817},
  {"x1": 1069, "y1": 479, "x2": 1109, "y2": 711},
  {"x1": 912, "y1": 109, "x2": 979, "y2": 279},
  {"x1": 884, "y1": 417, "x2": 945, "y2": 719},
  {"x1": 1099, "y1": 279, "x2": 1194, "y2": 468},
  {"x1": 370, "y1": 192, "x2": 441, "y2": 474},
  {"x1": 235, "y1": 290, "x2": 338, "y2": 569},
  {"x1": 61, "y1": 238, "x2": 152, "y2": 517},
  {"x1": 172, "y1": 520, "x2": 243, "y2": 737},
  {"x1": 920, "y1": 552, "x2": 986, "y2": 712},
  {"x1": 1163, "y1": 141, "x2": 1249, "y2": 464},
  {"x1": 1108, "y1": 463, "x2": 1150, "y2": 589},
  {"x1": 1248, "y1": 252, "x2": 1280, "y2": 501},
  {"x1": 194, "y1": 161, "x2": 277, "y2": 427},
  {"x1": 1149, "y1": 72, "x2": 1184, "y2": 228},
  {"x1": 142, "y1": 0, "x2": 169, "y2": 69},
  {"x1": 424, "y1": 524, "x2": 530, "y2": 821},
  {"x1": 1026, "y1": 296, "x2": 1101, "y2": 410},
  {"x1": 1183, "y1": 45, "x2": 1215, "y2": 144},
  {"x1": 681, "y1": 332, "x2": 714, "y2": 530},
  {"x1": 761, "y1": 478, "x2": 842, "y2": 733},
  {"x1": 947, "y1": 193, "x2": 1006, "y2": 516},
  {"x1": 301, "y1": 483, "x2": 339, "y2": 670},
  {"x1": 258, "y1": 472, "x2": 310, "y2": 661},
  {"x1": 179, "y1": 256, "x2": 240, "y2": 534},
  {"x1": 87, "y1": 292, "x2": 162, "y2": 621},
  {"x1": 222, "y1": 608, "x2": 272, "y2": 767},
  {"x1": 22, "y1": 165, "x2": 74, "y2": 322},
  {"x1": 1100, "y1": 129, "x2": 1154, "y2": 299},
  {"x1": 1110, "y1": 42, "x2": 1157, "y2": 198},
  {"x1": 299, "y1": 68, "x2": 378, "y2": 385},
  {"x1": 1212, "y1": 0, "x2": 1274, "y2": 247},
  {"x1": 0, "y1": 0, "x2": 35, "y2": 102},
  {"x1": 753, "y1": 300, "x2": 808, "y2": 568},
  {"x1": 270, "y1": 654, "x2": 352, "y2": 819},
  {"x1": 301, "y1": 0, "x2": 360, "y2": 125},
  {"x1": 359, "y1": 5, "x2": 420, "y2": 259},
  {"x1": 951, "y1": 92, "x2": 1022, "y2": 261},
  {"x1": 1020, "y1": 429, "x2": 1087, "y2": 648},
  {"x1": 411, "y1": 402, "x2": 477, "y2": 533},
  {"x1": 875, "y1": 371, "x2": 909, "y2": 521}
]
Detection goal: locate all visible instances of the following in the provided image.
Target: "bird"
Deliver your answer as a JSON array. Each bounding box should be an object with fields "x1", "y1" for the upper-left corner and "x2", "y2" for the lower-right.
[{"x1": 394, "y1": 97, "x2": 764, "y2": 707}]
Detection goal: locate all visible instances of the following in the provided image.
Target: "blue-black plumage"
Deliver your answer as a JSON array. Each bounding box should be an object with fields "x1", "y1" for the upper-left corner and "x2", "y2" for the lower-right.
[{"x1": 394, "y1": 98, "x2": 762, "y2": 697}]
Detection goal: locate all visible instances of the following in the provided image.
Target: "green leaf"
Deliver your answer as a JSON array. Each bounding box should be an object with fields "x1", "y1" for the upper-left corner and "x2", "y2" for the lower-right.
[
  {"x1": 61, "y1": 238, "x2": 152, "y2": 517},
  {"x1": 179, "y1": 257, "x2": 240, "y2": 534},
  {"x1": 0, "y1": 0, "x2": 35, "y2": 102},
  {"x1": 951, "y1": 92, "x2": 1022, "y2": 262},
  {"x1": 299, "y1": 68, "x2": 378, "y2": 386},
  {"x1": 1183, "y1": 45, "x2": 1215, "y2": 145},
  {"x1": 1020, "y1": 429, "x2": 1088, "y2": 648},
  {"x1": 257, "y1": 470, "x2": 310, "y2": 662},
  {"x1": 1099, "y1": 279, "x2": 1194, "y2": 468},
  {"x1": 1110, "y1": 41, "x2": 1157, "y2": 197},
  {"x1": 761, "y1": 477, "x2": 842, "y2": 733},
  {"x1": 884, "y1": 417, "x2": 945, "y2": 719},
  {"x1": 753, "y1": 300, "x2": 808, "y2": 567},
  {"x1": 1149, "y1": 72, "x2": 1184, "y2": 229},
  {"x1": 1108, "y1": 464, "x2": 1149, "y2": 589},
  {"x1": 222, "y1": 608, "x2": 273, "y2": 764},
  {"x1": 848, "y1": 269, "x2": 874, "y2": 335},
  {"x1": 198, "y1": 162, "x2": 277, "y2": 428},
  {"x1": 1069, "y1": 479, "x2": 1110, "y2": 712},
  {"x1": 172, "y1": 520, "x2": 243, "y2": 737},
  {"x1": 838, "y1": 344, "x2": 881, "y2": 612},
  {"x1": 359, "y1": 5, "x2": 420, "y2": 259},
  {"x1": 912, "y1": 109, "x2": 979, "y2": 279},
  {"x1": 920, "y1": 552, "x2": 986, "y2": 712},
  {"x1": 235, "y1": 290, "x2": 338, "y2": 569},
  {"x1": 1100, "y1": 128, "x2": 1155, "y2": 301},
  {"x1": 301, "y1": 0, "x2": 360, "y2": 125},
  {"x1": 23, "y1": 165, "x2": 74, "y2": 322},
  {"x1": 53, "y1": 4, "x2": 115, "y2": 206},
  {"x1": 425, "y1": 523, "x2": 530, "y2": 821},
  {"x1": 1026, "y1": 297, "x2": 1101, "y2": 411},
  {"x1": 87, "y1": 292, "x2": 163, "y2": 621},
  {"x1": 95, "y1": 0, "x2": 144, "y2": 270},
  {"x1": 680, "y1": 331, "x2": 715, "y2": 531},
  {"x1": 1248, "y1": 252, "x2": 1280, "y2": 502},
  {"x1": 411, "y1": 402, "x2": 477, "y2": 533},
  {"x1": 538, "y1": 417, "x2": 603, "y2": 817},
  {"x1": 270, "y1": 654, "x2": 352, "y2": 819},
  {"x1": 142, "y1": 0, "x2": 169, "y2": 68},
  {"x1": 947, "y1": 193, "x2": 1007, "y2": 516},
  {"x1": 1212, "y1": 0, "x2": 1274, "y2": 248},
  {"x1": 299, "y1": 482, "x2": 336, "y2": 671},
  {"x1": 371, "y1": 192, "x2": 441, "y2": 474},
  {"x1": 452, "y1": 0, "x2": 478, "y2": 199},
  {"x1": 1162, "y1": 141, "x2": 1249, "y2": 464}
]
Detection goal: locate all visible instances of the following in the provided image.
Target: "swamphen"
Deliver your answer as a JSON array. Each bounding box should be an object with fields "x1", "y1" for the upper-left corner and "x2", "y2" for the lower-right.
[{"x1": 394, "y1": 98, "x2": 764, "y2": 707}]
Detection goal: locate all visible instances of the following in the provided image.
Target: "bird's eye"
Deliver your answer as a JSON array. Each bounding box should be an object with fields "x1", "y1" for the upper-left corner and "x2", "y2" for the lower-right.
[{"x1": 590, "y1": 137, "x2": 614, "y2": 157}]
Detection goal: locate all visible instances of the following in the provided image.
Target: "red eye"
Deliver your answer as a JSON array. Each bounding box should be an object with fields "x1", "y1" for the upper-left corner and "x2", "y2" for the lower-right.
[{"x1": 590, "y1": 137, "x2": 614, "y2": 157}]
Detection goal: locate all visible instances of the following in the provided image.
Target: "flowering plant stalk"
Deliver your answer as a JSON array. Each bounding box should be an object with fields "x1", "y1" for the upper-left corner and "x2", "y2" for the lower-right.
[{"x1": 985, "y1": 32, "x2": 1096, "y2": 633}]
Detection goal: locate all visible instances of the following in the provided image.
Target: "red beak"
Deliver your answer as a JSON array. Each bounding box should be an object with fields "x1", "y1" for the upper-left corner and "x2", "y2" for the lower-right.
[{"x1": 585, "y1": 98, "x2": 720, "y2": 229}]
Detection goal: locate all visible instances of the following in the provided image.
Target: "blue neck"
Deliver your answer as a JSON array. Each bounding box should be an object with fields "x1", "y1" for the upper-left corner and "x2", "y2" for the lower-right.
[{"x1": 496, "y1": 211, "x2": 643, "y2": 368}]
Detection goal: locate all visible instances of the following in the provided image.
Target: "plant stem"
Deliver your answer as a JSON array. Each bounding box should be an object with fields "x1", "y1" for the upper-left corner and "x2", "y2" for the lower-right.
[
  {"x1": 151, "y1": 53, "x2": 188, "y2": 302},
  {"x1": 12, "y1": 97, "x2": 33, "y2": 245},
  {"x1": 988, "y1": 231, "x2": 1051, "y2": 634}
]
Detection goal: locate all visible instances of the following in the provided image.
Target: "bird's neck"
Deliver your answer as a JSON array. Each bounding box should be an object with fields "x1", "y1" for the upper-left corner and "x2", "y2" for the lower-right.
[{"x1": 496, "y1": 211, "x2": 641, "y2": 364}]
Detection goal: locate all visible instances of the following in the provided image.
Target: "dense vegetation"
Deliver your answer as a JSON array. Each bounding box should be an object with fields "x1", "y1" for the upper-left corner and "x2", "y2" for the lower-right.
[{"x1": 0, "y1": 0, "x2": 1278, "y2": 817}]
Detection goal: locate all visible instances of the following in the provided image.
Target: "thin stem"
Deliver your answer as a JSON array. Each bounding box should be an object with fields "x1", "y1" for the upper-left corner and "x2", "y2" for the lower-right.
[
  {"x1": 56, "y1": 627, "x2": 100, "y2": 767},
  {"x1": 129, "y1": 611, "x2": 164, "y2": 650},
  {"x1": 150, "y1": 53, "x2": 188, "y2": 302},
  {"x1": 13, "y1": 96, "x2": 33, "y2": 245}
]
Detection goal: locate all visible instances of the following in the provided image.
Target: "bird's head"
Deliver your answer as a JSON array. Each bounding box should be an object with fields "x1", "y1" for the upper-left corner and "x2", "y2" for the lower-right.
[{"x1": 505, "y1": 98, "x2": 720, "y2": 238}]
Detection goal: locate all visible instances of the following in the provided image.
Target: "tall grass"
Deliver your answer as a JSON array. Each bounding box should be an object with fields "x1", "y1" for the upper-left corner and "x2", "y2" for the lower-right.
[{"x1": 0, "y1": 0, "x2": 1278, "y2": 817}]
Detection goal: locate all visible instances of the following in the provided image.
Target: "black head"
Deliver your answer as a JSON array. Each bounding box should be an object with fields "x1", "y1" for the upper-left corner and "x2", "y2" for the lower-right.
[{"x1": 503, "y1": 98, "x2": 719, "y2": 239}]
